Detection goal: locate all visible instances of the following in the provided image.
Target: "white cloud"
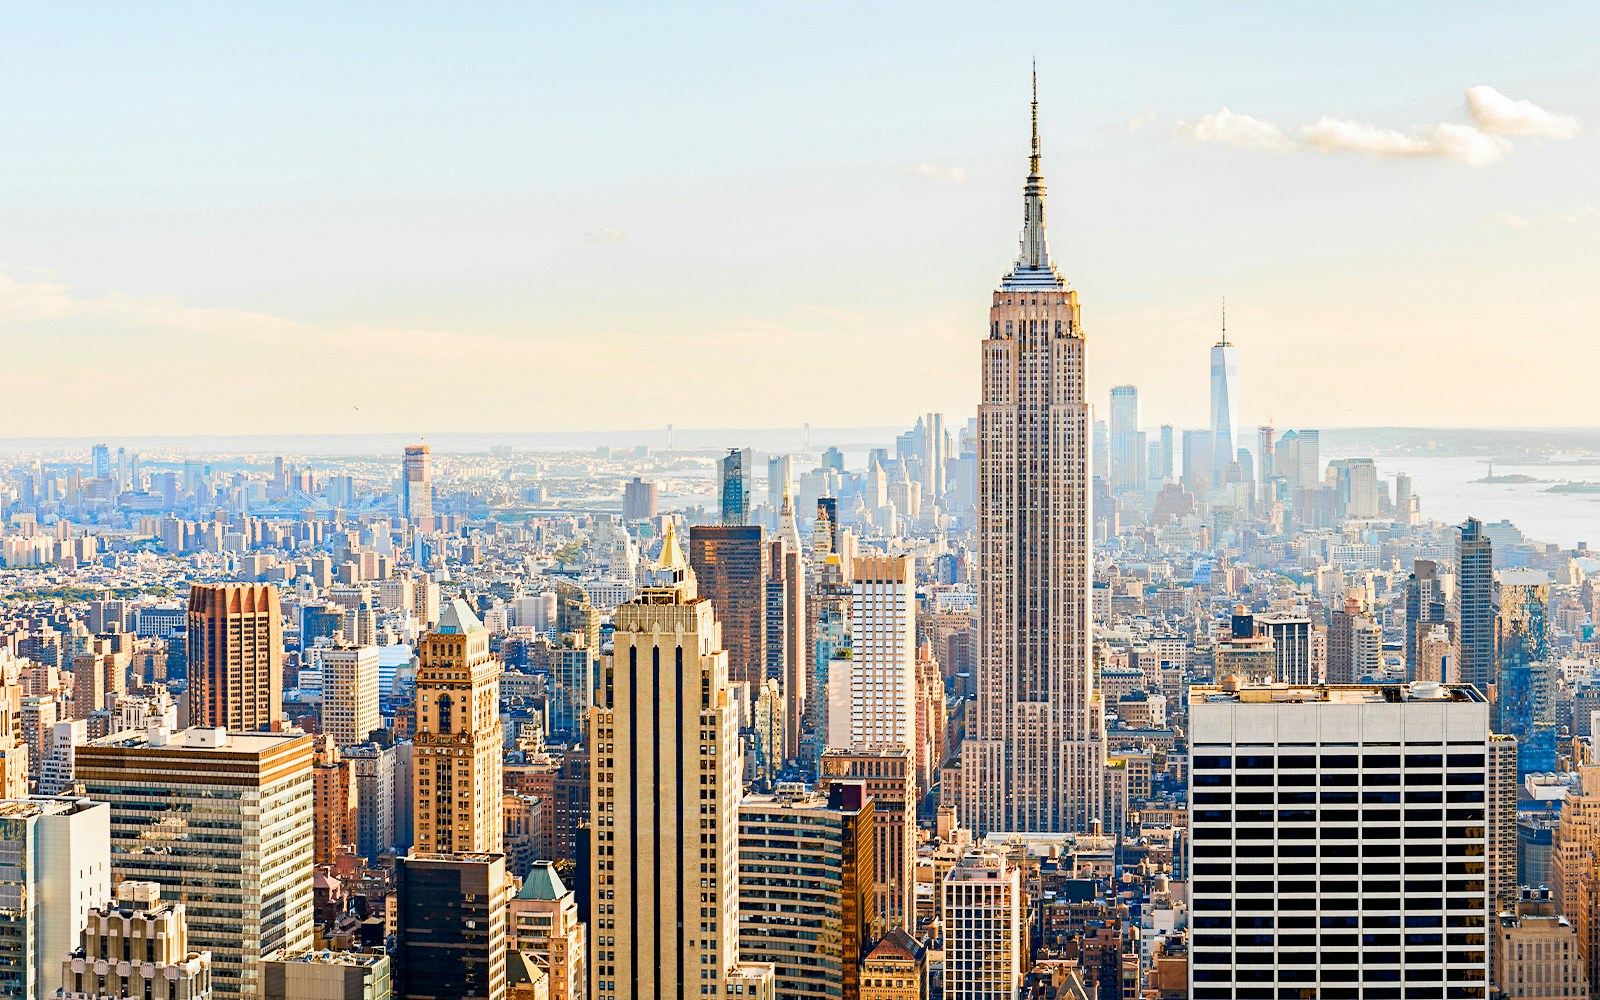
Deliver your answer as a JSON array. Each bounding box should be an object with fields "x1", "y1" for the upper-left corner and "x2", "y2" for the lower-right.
[
  {"x1": 1302, "y1": 117, "x2": 1509, "y2": 165},
  {"x1": 1178, "y1": 86, "x2": 1577, "y2": 167},
  {"x1": 910, "y1": 163, "x2": 967, "y2": 182},
  {"x1": 1494, "y1": 210, "x2": 1532, "y2": 228},
  {"x1": 1175, "y1": 108, "x2": 1296, "y2": 153},
  {"x1": 1466, "y1": 85, "x2": 1580, "y2": 138},
  {"x1": 585, "y1": 226, "x2": 626, "y2": 245}
]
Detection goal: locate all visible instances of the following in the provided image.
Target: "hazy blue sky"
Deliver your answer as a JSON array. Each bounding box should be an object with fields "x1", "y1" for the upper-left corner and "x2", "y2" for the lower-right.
[{"x1": 1, "y1": 3, "x2": 1595, "y2": 436}]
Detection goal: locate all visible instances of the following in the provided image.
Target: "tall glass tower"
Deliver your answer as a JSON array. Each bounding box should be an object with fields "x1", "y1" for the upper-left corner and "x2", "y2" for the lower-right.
[{"x1": 1209, "y1": 305, "x2": 1238, "y2": 485}]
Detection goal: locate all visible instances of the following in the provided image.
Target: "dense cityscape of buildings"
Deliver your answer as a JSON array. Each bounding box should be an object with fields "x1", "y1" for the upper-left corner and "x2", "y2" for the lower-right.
[{"x1": 1, "y1": 87, "x2": 1599, "y2": 1000}]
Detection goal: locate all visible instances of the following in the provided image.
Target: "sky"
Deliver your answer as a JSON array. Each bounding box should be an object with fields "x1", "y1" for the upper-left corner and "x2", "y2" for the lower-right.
[{"x1": 1, "y1": 3, "x2": 1596, "y2": 438}]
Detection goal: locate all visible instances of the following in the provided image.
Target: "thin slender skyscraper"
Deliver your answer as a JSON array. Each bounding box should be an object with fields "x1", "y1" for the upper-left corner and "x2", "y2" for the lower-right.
[
  {"x1": 1209, "y1": 301, "x2": 1238, "y2": 484},
  {"x1": 961, "y1": 71, "x2": 1105, "y2": 835},
  {"x1": 1455, "y1": 517, "x2": 1495, "y2": 692},
  {"x1": 402, "y1": 444, "x2": 432, "y2": 525},
  {"x1": 1108, "y1": 385, "x2": 1140, "y2": 494}
]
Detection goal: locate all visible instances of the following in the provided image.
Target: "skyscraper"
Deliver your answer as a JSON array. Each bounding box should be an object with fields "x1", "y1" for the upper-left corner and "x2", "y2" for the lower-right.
[
  {"x1": 736, "y1": 784, "x2": 875, "y2": 1000},
  {"x1": 942, "y1": 852, "x2": 1024, "y2": 1000},
  {"x1": 187, "y1": 582, "x2": 284, "y2": 732},
  {"x1": 1188, "y1": 681, "x2": 1492, "y2": 998},
  {"x1": 1256, "y1": 424, "x2": 1274, "y2": 488},
  {"x1": 849, "y1": 553, "x2": 916, "y2": 754},
  {"x1": 961, "y1": 73, "x2": 1105, "y2": 836},
  {"x1": 766, "y1": 454, "x2": 793, "y2": 511},
  {"x1": 1455, "y1": 517, "x2": 1496, "y2": 692},
  {"x1": 719, "y1": 447, "x2": 752, "y2": 526},
  {"x1": 396, "y1": 852, "x2": 509, "y2": 1000},
  {"x1": 621, "y1": 476, "x2": 658, "y2": 521},
  {"x1": 0, "y1": 797, "x2": 111, "y2": 999},
  {"x1": 77, "y1": 727, "x2": 314, "y2": 1000},
  {"x1": 1209, "y1": 304, "x2": 1238, "y2": 484},
  {"x1": 1108, "y1": 385, "x2": 1141, "y2": 494},
  {"x1": 688, "y1": 524, "x2": 768, "y2": 698},
  {"x1": 1406, "y1": 559, "x2": 1448, "y2": 679},
  {"x1": 588, "y1": 525, "x2": 773, "y2": 1000},
  {"x1": 413, "y1": 598, "x2": 504, "y2": 855},
  {"x1": 320, "y1": 644, "x2": 380, "y2": 748},
  {"x1": 402, "y1": 443, "x2": 432, "y2": 525},
  {"x1": 820, "y1": 746, "x2": 916, "y2": 935}
]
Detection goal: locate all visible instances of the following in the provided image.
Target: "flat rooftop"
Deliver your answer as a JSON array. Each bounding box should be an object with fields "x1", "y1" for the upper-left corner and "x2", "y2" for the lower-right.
[
  {"x1": 1192, "y1": 682, "x2": 1485, "y2": 705},
  {"x1": 85, "y1": 726, "x2": 308, "y2": 754}
]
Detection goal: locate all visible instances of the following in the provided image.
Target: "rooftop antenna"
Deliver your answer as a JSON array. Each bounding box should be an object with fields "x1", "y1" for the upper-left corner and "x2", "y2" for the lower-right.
[{"x1": 1220, "y1": 296, "x2": 1229, "y2": 347}]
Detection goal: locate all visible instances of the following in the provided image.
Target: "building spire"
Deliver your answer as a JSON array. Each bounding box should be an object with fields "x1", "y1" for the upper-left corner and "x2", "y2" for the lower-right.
[
  {"x1": 1221, "y1": 296, "x2": 1228, "y2": 346},
  {"x1": 1030, "y1": 60, "x2": 1041, "y2": 176}
]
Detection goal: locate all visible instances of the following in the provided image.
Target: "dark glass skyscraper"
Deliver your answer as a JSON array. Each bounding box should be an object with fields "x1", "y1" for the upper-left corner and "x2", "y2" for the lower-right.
[
  {"x1": 719, "y1": 447, "x2": 752, "y2": 526},
  {"x1": 1455, "y1": 517, "x2": 1496, "y2": 692}
]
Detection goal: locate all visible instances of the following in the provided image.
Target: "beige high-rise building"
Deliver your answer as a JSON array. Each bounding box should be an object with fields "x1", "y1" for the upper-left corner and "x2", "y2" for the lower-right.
[
  {"x1": 0, "y1": 654, "x2": 28, "y2": 799},
  {"x1": 61, "y1": 881, "x2": 213, "y2": 1000},
  {"x1": 1555, "y1": 765, "x2": 1600, "y2": 993},
  {"x1": 589, "y1": 524, "x2": 774, "y2": 1000},
  {"x1": 320, "y1": 644, "x2": 380, "y2": 748},
  {"x1": 1496, "y1": 887, "x2": 1588, "y2": 999},
  {"x1": 820, "y1": 745, "x2": 916, "y2": 934},
  {"x1": 850, "y1": 554, "x2": 916, "y2": 755},
  {"x1": 960, "y1": 73, "x2": 1104, "y2": 836},
  {"x1": 413, "y1": 598, "x2": 503, "y2": 855},
  {"x1": 77, "y1": 726, "x2": 314, "y2": 1000},
  {"x1": 942, "y1": 851, "x2": 1023, "y2": 1000},
  {"x1": 187, "y1": 583, "x2": 284, "y2": 732},
  {"x1": 509, "y1": 860, "x2": 587, "y2": 1000}
]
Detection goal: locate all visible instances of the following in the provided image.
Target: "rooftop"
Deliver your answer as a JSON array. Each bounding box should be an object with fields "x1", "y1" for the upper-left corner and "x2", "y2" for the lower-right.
[{"x1": 1192, "y1": 681, "x2": 1485, "y2": 705}]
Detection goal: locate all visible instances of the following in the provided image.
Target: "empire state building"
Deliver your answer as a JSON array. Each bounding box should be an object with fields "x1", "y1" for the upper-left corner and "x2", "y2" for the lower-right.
[{"x1": 961, "y1": 75, "x2": 1105, "y2": 835}]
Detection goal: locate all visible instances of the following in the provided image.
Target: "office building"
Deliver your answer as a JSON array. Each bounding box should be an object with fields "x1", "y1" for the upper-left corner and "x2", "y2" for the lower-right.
[
  {"x1": 1494, "y1": 887, "x2": 1587, "y2": 999},
  {"x1": 621, "y1": 477, "x2": 658, "y2": 521},
  {"x1": 688, "y1": 524, "x2": 768, "y2": 697},
  {"x1": 1108, "y1": 385, "x2": 1141, "y2": 494},
  {"x1": 312, "y1": 742, "x2": 357, "y2": 865},
  {"x1": 187, "y1": 583, "x2": 284, "y2": 732},
  {"x1": 1256, "y1": 615, "x2": 1312, "y2": 685},
  {"x1": 402, "y1": 444, "x2": 432, "y2": 526},
  {"x1": 61, "y1": 881, "x2": 213, "y2": 1000},
  {"x1": 77, "y1": 727, "x2": 314, "y2": 1000},
  {"x1": 0, "y1": 797, "x2": 110, "y2": 999},
  {"x1": 942, "y1": 852, "x2": 1024, "y2": 1000},
  {"x1": 589, "y1": 525, "x2": 773, "y2": 1000},
  {"x1": 1554, "y1": 766, "x2": 1600, "y2": 990},
  {"x1": 1210, "y1": 311, "x2": 1238, "y2": 483},
  {"x1": 766, "y1": 495, "x2": 807, "y2": 762},
  {"x1": 820, "y1": 746, "x2": 916, "y2": 934},
  {"x1": 1455, "y1": 517, "x2": 1496, "y2": 693},
  {"x1": 321, "y1": 645, "x2": 381, "y2": 748},
  {"x1": 344, "y1": 742, "x2": 397, "y2": 863},
  {"x1": 849, "y1": 554, "x2": 917, "y2": 753},
  {"x1": 1256, "y1": 424, "x2": 1274, "y2": 489},
  {"x1": 259, "y1": 949, "x2": 392, "y2": 1000},
  {"x1": 767, "y1": 455, "x2": 793, "y2": 510},
  {"x1": 413, "y1": 598, "x2": 503, "y2": 855},
  {"x1": 719, "y1": 448, "x2": 753, "y2": 526},
  {"x1": 507, "y1": 861, "x2": 586, "y2": 1000},
  {"x1": 1406, "y1": 560, "x2": 1448, "y2": 679},
  {"x1": 737, "y1": 784, "x2": 875, "y2": 1000},
  {"x1": 961, "y1": 73, "x2": 1106, "y2": 836},
  {"x1": 395, "y1": 852, "x2": 508, "y2": 1000},
  {"x1": 1188, "y1": 682, "x2": 1492, "y2": 998},
  {"x1": 1496, "y1": 571, "x2": 1555, "y2": 776}
]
